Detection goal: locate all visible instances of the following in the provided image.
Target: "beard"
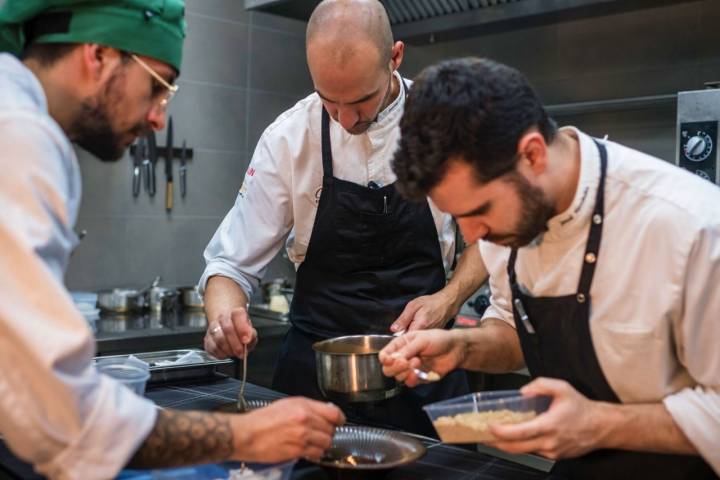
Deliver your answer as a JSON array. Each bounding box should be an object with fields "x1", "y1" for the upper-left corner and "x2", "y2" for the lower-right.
[
  {"x1": 346, "y1": 120, "x2": 373, "y2": 135},
  {"x1": 70, "y1": 71, "x2": 149, "y2": 162},
  {"x1": 344, "y1": 71, "x2": 395, "y2": 136},
  {"x1": 485, "y1": 172, "x2": 556, "y2": 248}
]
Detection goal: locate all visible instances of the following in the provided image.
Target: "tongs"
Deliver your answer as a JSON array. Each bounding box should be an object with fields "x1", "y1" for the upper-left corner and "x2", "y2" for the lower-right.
[{"x1": 237, "y1": 348, "x2": 248, "y2": 412}]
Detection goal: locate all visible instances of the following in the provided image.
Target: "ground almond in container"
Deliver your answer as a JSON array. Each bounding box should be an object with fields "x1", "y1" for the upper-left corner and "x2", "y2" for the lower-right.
[{"x1": 433, "y1": 409, "x2": 537, "y2": 443}]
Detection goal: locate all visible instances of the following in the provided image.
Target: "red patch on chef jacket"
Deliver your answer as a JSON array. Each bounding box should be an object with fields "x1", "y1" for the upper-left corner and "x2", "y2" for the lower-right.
[{"x1": 247, "y1": 167, "x2": 255, "y2": 177}]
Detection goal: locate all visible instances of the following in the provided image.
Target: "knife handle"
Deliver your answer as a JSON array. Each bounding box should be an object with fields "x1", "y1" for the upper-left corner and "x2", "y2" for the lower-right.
[
  {"x1": 180, "y1": 169, "x2": 187, "y2": 198},
  {"x1": 132, "y1": 166, "x2": 141, "y2": 197},
  {"x1": 143, "y1": 161, "x2": 151, "y2": 193},
  {"x1": 166, "y1": 180, "x2": 173, "y2": 212},
  {"x1": 149, "y1": 166, "x2": 156, "y2": 197}
]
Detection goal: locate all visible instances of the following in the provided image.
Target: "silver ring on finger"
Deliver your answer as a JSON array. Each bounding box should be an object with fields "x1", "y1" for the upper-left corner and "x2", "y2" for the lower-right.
[{"x1": 212, "y1": 325, "x2": 222, "y2": 335}]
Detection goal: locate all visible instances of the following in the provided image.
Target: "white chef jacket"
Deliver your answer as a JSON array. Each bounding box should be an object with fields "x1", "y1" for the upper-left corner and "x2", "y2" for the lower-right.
[
  {"x1": 200, "y1": 71, "x2": 456, "y2": 298},
  {"x1": 0, "y1": 53, "x2": 157, "y2": 480},
  {"x1": 481, "y1": 127, "x2": 720, "y2": 473}
]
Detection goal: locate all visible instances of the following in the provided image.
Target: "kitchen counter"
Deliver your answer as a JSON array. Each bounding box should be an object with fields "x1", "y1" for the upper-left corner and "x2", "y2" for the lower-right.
[
  {"x1": 144, "y1": 377, "x2": 559, "y2": 480},
  {"x1": 93, "y1": 308, "x2": 291, "y2": 388},
  {"x1": 0, "y1": 377, "x2": 559, "y2": 479},
  {"x1": 94, "y1": 308, "x2": 290, "y2": 356}
]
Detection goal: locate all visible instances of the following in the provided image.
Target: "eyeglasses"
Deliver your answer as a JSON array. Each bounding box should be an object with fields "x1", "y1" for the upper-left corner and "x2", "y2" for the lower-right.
[{"x1": 130, "y1": 54, "x2": 179, "y2": 109}]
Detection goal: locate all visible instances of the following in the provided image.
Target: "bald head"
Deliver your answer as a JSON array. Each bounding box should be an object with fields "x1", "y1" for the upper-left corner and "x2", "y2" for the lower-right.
[{"x1": 307, "y1": 0, "x2": 393, "y2": 70}]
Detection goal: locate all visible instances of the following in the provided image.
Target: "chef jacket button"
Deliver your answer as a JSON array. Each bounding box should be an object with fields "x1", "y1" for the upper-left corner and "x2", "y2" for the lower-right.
[
  {"x1": 593, "y1": 214, "x2": 603, "y2": 225},
  {"x1": 585, "y1": 252, "x2": 597, "y2": 264},
  {"x1": 577, "y1": 293, "x2": 586, "y2": 303}
]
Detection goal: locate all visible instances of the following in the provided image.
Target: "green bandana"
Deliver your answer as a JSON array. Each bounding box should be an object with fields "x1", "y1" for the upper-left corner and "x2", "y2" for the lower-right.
[{"x1": 0, "y1": 0, "x2": 186, "y2": 71}]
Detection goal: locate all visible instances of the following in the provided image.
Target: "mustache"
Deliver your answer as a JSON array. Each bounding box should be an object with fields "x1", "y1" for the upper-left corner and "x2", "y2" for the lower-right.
[{"x1": 131, "y1": 124, "x2": 153, "y2": 139}]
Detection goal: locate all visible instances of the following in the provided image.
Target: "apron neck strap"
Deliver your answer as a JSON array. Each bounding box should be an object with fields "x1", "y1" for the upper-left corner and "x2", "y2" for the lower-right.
[
  {"x1": 321, "y1": 108, "x2": 333, "y2": 181},
  {"x1": 320, "y1": 73, "x2": 409, "y2": 180},
  {"x1": 576, "y1": 139, "x2": 608, "y2": 295},
  {"x1": 507, "y1": 138, "x2": 608, "y2": 296}
]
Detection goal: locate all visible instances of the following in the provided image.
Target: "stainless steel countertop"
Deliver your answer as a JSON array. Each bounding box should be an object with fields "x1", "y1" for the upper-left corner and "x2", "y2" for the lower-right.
[{"x1": 94, "y1": 307, "x2": 290, "y2": 356}]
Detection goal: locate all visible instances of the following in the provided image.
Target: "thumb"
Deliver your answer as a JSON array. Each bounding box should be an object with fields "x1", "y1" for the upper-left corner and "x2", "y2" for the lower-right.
[
  {"x1": 520, "y1": 376, "x2": 566, "y2": 397},
  {"x1": 230, "y1": 308, "x2": 253, "y2": 337},
  {"x1": 391, "y1": 301, "x2": 422, "y2": 332}
]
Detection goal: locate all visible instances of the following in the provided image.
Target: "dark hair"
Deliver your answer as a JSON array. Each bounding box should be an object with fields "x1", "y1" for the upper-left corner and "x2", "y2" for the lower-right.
[
  {"x1": 21, "y1": 42, "x2": 134, "y2": 68},
  {"x1": 21, "y1": 42, "x2": 77, "y2": 66},
  {"x1": 393, "y1": 57, "x2": 556, "y2": 200}
]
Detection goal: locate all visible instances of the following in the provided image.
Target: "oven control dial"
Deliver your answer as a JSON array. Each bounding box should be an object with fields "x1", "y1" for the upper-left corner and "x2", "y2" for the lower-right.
[
  {"x1": 696, "y1": 170, "x2": 712, "y2": 181},
  {"x1": 684, "y1": 131, "x2": 713, "y2": 162}
]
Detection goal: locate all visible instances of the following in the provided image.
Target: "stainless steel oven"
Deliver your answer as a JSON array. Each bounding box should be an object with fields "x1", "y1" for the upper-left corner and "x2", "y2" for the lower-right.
[{"x1": 676, "y1": 88, "x2": 720, "y2": 184}]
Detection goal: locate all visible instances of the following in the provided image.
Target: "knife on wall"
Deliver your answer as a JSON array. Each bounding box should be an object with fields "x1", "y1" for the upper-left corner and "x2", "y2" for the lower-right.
[
  {"x1": 146, "y1": 131, "x2": 158, "y2": 197},
  {"x1": 132, "y1": 137, "x2": 144, "y2": 197},
  {"x1": 165, "y1": 116, "x2": 174, "y2": 212},
  {"x1": 179, "y1": 140, "x2": 187, "y2": 198},
  {"x1": 141, "y1": 137, "x2": 151, "y2": 194}
]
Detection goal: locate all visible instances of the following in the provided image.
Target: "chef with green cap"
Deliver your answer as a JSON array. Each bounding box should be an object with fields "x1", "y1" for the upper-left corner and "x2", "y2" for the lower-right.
[{"x1": 0, "y1": 1, "x2": 344, "y2": 479}]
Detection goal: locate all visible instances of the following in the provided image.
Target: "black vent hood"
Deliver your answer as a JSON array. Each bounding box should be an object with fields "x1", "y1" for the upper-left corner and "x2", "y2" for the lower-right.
[{"x1": 245, "y1": 0, "x2": 699, "y2": 44}]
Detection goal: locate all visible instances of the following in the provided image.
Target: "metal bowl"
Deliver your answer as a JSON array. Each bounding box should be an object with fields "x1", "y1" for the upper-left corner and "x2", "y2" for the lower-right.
[
  {"x1": 312, "y1": 425, "x2": 425, "y2": 474},
  {"x1": 96, "y1": 288, "x2": 145, "y2": 313},
  {"x1": 178, "y1": 285, "x2": 204, "y2": 310},
  {"x1": 148, "y1": 286, "x2": 179, "y2": 312},
  {"x1": 313, "y1": 335, "x2": 401, "y2": 403}
]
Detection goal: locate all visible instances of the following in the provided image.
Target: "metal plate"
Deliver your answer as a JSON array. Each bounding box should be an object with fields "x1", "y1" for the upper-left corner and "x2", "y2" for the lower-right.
[
  {"x1": 213, "y1": 399, "x2": 273, "y2": 413},
  {"x1": 95, "y1": 349, "x2": 232, "y2": 384},
  {"x1": 312, "y1": 425, "x2": 426, "y2": 471}
]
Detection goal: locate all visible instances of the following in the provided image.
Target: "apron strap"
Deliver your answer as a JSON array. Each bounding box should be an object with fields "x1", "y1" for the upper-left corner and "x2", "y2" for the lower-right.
[
  {"x1": 576, "y1": 140, "x2": 608, "y2": 297},
  {"x1": 320, "y1": 108, "x2": 334, "y2": 183},
  {"x1": 508, "y1": 247, "x2": 518, "y2": 285},
  {"x1": 507, "y1": 139, "x2": 608, "y2": 299}
]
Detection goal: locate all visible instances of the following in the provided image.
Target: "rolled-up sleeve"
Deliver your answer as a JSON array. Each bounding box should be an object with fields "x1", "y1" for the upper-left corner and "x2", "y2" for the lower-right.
[
  {"x1": 479, "y1": 242, "x2": 515, "y2": 327},
  {"x1": 663, "y1": 224, "x2": 720, "y2": 474},
  {"x1": 0, "y1": 121, "x2": 157, "y2": 479},
  {"x1": 200, "y1": 135, "x2": 294, "y2": 297}
]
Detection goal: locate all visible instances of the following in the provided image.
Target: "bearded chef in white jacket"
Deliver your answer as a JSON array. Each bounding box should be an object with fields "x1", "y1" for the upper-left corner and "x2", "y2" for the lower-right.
[{"x1": 381, "y1": 57, "x2": 720, "y2": 479}]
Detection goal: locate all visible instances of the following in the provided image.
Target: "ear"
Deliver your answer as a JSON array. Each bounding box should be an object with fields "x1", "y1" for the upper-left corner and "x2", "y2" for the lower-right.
[
  {"x1": 390, "y1": 40, "x2": 404, "y2": 72},
  {"x1": 517, "y1": 131, "x2": 548, "y2": 176},
  {"x1": 78, "y1": 44, "x2": 124, "y2": 85}
]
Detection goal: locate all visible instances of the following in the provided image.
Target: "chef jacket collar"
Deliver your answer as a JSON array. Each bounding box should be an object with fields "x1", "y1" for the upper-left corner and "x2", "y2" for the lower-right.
[
  {"x1": 542, "y1": 126, "x2": 603, "y2": 243},
  {"x1": 366, "y1": 70, "x2": 406, "y2": 138}
]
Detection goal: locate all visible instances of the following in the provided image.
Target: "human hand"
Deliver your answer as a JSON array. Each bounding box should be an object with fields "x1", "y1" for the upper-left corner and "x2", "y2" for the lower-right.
[
  {"x1": 488, "y1": 377, "x2": 605, "y2": 459},
  {"x1": 378, "y1": 329, "x2": 463, "y2": 387},
  {"x1": 391, "y1": 291, "x2": 459, "y2": 334},
  {"x1": 234, "y1": 397, "x2": 346, "y2": 462},
  {"x1": 204, "y1": 306, "x2": 258, "y2": 359}
]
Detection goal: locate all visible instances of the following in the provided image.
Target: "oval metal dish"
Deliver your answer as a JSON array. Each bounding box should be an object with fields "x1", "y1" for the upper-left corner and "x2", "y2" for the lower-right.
[
  {"x1": 313, "y1": 425, "x2": 426, "y2": 471},
  {"x1": 213, "y1": 399, "x2": 273, "y2": 413}
]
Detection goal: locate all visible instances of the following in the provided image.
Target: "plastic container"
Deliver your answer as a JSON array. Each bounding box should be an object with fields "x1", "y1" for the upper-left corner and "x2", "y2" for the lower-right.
[
  {"x1": 117, "y1": 461, "x2": 296, "y2": 480},
  {"x1": 71, "y1": 291, "x2": 100, "y2": 331},
  {"x1": 423, "y1": 390, "x2": 551, "y2": 444},
  {"x1": 96, "y1": 357, "x2": 151, "y2": 396},
  {"x1": 70, "y1": 291, "x2": 98, "y2": 306}
]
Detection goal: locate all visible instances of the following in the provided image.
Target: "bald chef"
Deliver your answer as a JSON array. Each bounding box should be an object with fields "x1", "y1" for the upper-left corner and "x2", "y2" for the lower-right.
[{"x1": 200, "y1": 0, "x2": 487, "y2": 437}]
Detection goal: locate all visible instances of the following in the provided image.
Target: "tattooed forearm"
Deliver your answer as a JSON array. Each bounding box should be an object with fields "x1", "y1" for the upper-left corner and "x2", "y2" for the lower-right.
[{"x1": 129, "y1": 409, "x2": 234, "y2": 469}]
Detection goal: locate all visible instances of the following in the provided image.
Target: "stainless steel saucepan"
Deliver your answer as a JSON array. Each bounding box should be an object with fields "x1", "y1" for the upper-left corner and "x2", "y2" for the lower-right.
[
  {"x1": 96, "y1": 288, "x2": 146, "y2": 313},
  {"x1": 178, "y1": 285, "x2": 204, "y2": 310},
  {"x1": 313, "y1": 335, "x2": 401, "y2": 403},
  {"x1": 148, "y1": 286, "x2": 179, "y2": 313}
]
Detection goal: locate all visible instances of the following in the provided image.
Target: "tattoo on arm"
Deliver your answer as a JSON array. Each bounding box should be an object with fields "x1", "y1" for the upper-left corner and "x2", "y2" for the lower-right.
[{"x1": 129, "y1": 409, "x2": 234, "y2": 469}]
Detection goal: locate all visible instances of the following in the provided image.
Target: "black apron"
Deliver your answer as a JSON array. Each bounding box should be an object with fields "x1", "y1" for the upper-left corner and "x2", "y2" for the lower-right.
[
  {"x1": 509, "y1": 139, "x2": 717, "y2": 479},
  {"x1": 272, "y1": 83, "x2": 468, "y2": 437}
]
